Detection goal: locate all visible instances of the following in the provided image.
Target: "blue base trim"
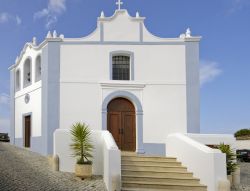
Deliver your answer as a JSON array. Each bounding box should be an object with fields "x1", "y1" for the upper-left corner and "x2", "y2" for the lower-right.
[{"x1": 143, "y1": 143, "x2": 166, "y2": 156}]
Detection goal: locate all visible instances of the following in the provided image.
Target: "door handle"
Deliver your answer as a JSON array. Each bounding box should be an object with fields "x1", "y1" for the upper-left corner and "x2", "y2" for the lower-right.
[{"x1": 119, "y1": 129, "x2": 124, "y2": 134}]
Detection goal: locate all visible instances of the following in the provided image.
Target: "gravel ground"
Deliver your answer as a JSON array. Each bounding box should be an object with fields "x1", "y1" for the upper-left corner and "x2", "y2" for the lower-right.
[
  {"x1": 232, "y1": 162, "x2": 250, "y2": 191},
  {"x1": 0, "y1": 142, "x2": 106, "y2": 191}
]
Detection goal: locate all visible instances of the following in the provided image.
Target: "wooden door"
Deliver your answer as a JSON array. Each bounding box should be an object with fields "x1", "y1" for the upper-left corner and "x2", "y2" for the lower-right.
[
  {"x1": 107, "y1": 98, "x2": 136, "y2": 151},
  {"x1": 24, "y1": 115, "x2": 31, "y2": 148}
]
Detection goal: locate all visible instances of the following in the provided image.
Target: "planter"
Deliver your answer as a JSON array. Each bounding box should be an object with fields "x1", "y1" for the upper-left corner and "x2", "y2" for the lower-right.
[
  {"x1": 227, "y1": 175, "x2": 232, "y2": 186},
  {"x1": 232, "y1": 167, "x2": 240, "y2": 186},
  {"x1": 75, "y1": 163, "x2": 92, "y2": 178}
]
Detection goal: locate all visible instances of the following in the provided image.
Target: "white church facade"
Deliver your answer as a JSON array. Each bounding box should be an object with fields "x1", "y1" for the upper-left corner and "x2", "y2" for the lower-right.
[
  {"x1": 10, "y1": 8, "x2": 201, "y2": 155},
  {"x1": 9, "y1": 3, "x2": 235, "y2": 191}
]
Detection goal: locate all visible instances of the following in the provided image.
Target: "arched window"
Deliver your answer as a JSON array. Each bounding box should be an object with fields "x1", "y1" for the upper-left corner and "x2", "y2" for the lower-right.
[
  {"x1": 15, "y1": 69, "x2": 20, "y2": 91},
  {"x1": 23, "y1": 58, "x2": 32, "y2": 87},
  {"x1": 112, "y1": 55, "x2": 130, "y2": 80},
  {"x1": 35, "y1": 55, "x2": 41, "y2": 82}
]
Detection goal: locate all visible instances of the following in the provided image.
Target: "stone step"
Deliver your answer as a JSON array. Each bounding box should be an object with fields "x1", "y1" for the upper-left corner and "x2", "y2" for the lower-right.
[
  {"x1": 122, "y1": 181, "x2": 207, "y2": 191},
  {"x1": 122, "y1": 155, "x2": 177, "y2": 163},
  {"x1": 121, "y1": 169, "x2": 194, "y2": 178},
  {"x1": 121, "y1": 187, "x2": 202, "y2": 191},
  {"x1": 121, "y1": 160, "x2": 182, "y2": 167},
  {"x1": 122, "y1": 175, "x2": 200, "y2": 184},
  {"x1": 122, "y1": 164, "x2": 187, "y2": 172}
]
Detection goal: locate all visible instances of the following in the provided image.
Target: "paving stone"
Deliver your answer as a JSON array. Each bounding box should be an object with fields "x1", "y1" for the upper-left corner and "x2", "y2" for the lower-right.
[
  {"x1": 0, "y1": 143, "x2": 106, "y2": 191},
  {"x1": 231, "y1": 162, "x2": 250, "y2": 191}
]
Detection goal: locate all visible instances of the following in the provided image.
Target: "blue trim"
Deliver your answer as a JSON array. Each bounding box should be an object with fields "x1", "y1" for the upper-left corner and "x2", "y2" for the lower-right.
[
  {"x1": 10, "y1": 69, "x2": 15, "y2": 144},
  {"x1": 102, "y1": 90, "x2": 142, "y2": 112},
  {"x1": 61, "y1": 41, "x2": 187, "y2": 45}
]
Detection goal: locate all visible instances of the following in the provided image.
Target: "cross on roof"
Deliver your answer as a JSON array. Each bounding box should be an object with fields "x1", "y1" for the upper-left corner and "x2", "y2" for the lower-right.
[{"x1": 116, "y1": 0, "x2": 123, "y2": 10}]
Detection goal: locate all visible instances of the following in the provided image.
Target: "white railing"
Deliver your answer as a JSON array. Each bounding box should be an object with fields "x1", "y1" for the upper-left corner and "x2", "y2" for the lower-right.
[
  {"x1": 102, "y1": 131, "x2": 121, "y2": 191},
  {"x1": 54, "y1": 129, "x2": 121, "y2": 191},
  {"x1": 166, "y1": 133, "x2": 228, "y2": 191}
]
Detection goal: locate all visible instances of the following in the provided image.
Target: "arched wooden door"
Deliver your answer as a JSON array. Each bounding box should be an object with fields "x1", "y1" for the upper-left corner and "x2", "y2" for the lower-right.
[{"x1": 107, "y1": 98, "x2": 136, "y2": 151}]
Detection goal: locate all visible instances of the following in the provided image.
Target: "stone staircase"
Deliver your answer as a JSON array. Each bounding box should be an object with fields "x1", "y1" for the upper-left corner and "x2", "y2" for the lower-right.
[{"x1": 121, "y1": 153, "x2": 207, "y2": 191}]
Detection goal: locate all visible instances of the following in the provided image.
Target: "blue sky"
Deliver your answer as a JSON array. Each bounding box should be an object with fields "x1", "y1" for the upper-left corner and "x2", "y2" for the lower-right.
[{"x1": 0, "y1": 0, "x2": 250, "y2": 134}]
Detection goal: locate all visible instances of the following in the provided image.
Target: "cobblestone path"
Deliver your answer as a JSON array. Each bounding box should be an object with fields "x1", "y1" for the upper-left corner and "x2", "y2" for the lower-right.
[
  {"x1": 0, "y1": 143, "x2": 106, "y2": 191},
  {"x1": 232, "y1": 162, "x2": 250, "y2": 191}
]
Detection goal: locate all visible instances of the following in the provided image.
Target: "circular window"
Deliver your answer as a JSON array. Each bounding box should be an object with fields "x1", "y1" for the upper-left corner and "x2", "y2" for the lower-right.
[{"x1": 24, "y1": 94, "x2": 30, "y2": 104}]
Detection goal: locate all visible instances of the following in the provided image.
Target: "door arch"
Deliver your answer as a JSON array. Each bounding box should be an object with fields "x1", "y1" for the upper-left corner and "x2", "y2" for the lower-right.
[{"x1": 107, "y1": 97, "x2": 136, "y2": 151}]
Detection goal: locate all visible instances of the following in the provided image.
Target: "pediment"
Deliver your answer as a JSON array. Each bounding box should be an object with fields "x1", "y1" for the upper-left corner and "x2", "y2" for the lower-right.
[{"x1": 99, "y1": 10, "x2": 145, "y2": 42}]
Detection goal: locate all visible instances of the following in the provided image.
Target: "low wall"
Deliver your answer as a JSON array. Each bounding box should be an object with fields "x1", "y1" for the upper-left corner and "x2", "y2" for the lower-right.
[
  {"x1": 234, "y1": 139, "x2": 250, "y2": 150},
  {"x1": 187, "y1": 133, "x2": 236, "y2": 146},
  {"x1": 53, "y1": 129, "x2": 121, "y2": 191},
  {"x1": 166, "y1": 133, "x2": 227, "y2": 191}
]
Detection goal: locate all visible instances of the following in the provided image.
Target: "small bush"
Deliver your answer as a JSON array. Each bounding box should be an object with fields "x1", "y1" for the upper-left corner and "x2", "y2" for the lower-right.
[
  {"x1": 218, "y1": 143, "x2": 237, "y2": 175},
  {"x1": 234, "y1": 129, "x2": 250, "y2": 137}
]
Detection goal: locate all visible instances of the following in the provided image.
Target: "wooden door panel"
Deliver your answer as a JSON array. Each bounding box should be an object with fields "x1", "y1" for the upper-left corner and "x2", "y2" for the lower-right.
[
  {"x1": 107, "y1": 98, "x2": 136, "y2": 152},
  {"x1": 122, "y1": 112, "x2": 136, "y2": 151},
  {"x1": 107, "y1": 112, "x2": 121, "y2": 149},
  {"x1": 24, "y1": 116, "x2": 31, "y2": 148}
]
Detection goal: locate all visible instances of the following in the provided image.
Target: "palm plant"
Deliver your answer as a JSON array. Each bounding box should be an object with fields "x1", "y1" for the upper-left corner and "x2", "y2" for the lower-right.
[
  {"x1": 218, "y1": 143, "x2": 237, "y2": 175},
  {"x1": 70, "y1": 122, "x2": 94, "y2": 165}
]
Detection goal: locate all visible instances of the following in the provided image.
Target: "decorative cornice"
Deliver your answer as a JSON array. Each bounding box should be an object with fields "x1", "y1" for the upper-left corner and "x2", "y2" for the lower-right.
[{"x1": 100, "y1": 81, "x2": 146, "y2": 88}]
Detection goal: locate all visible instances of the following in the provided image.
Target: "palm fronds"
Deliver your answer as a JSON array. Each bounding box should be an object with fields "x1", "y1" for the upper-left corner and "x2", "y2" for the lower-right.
[
  {"x1": 218, "y1": 143, "x2": 237, "y2": 175},
  {"x1": 70, "y1": 122, "x2": 94, "y2": 164}
]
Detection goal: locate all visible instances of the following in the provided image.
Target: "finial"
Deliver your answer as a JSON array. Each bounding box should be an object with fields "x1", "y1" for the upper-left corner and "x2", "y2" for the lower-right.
[
  {"x1": 59, "y1": 34, "x2": 64, "y2": 39},
  {"x1": 15, "y1": 56, "x2": 19, "y2": 63},
  {"x1": 32, "y1": 37, "x2": 37, "y2": 46},
  {"x1": 53, "y1": 30, "x2": 57, "y2": 38},
  {"x1": 179, "y1": 33, "x2": 185, "y2": 39},
  {"x1": 136, "y1": 12, "x2": 140, "y2": 18},
  {"x1": 46, "y1": 31, "x2": 52, "y2": 38},
  {"x1": 100, "y1": 11, "x2": 105, "y2": 18},
  {"x1": 116, "y1": 0, "x2": 123, "y2": 10},
  {"x1": 186, "y1": 28, "x2": 191, "y2": 37}
]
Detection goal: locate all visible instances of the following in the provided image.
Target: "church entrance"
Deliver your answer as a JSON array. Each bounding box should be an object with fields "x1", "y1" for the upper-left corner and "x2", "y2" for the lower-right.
[
  {"x1": 24, "y1": 115, "x2": 31, "y2": 148},
  {"x1": 107, "y1": 98, "x2": 136, "y2": 152}
]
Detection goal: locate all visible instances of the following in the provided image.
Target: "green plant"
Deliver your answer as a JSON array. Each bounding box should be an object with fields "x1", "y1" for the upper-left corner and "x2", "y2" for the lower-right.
[
  {"x1": 218, "y1": 143, "x2": 237, "y2": 175},
  {"x1": 70, "y1": 122, "x2": 94, "y2": 165},
  {"x1": 234, "y1": 128, "x2": 250, "y2": 137}
]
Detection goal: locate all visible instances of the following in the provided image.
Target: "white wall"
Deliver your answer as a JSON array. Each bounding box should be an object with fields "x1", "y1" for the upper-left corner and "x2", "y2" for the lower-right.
[
  {"x1": 166, "y1": 133, "x2": 227, "y2": 191},
  {"x1": 187, "y1": 133, "x2": 236, "y2": 146},
  {"x1": 59, "y1": 42, "x2": 190, "y2": 149},
  {"x1": 60, "y1": 44, "x2": 186, "y2": 83},
  {"x1": 14, "y1": 46, "x2": 42, "y2": 139},
  {"x1": 54, "y1": 129, "x2": 121, "y2": 191},
  {"x1": 234, "y1": 140, "x2": 250, "y2": 150},
  {"x1": 102, "y1": 10, "x2": 140, "y2": 42},
  {"x1": 58, "y1": 9, "x2": 200, "y2": 151},
  {"x1": 15, "y1": 86, "x2": 41, "y2": 138}
]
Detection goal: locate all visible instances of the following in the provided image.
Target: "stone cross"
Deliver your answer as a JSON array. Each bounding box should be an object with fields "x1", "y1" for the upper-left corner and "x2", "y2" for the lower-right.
[{"x1": 116, "y1": 0, "x2": 123, "y2": 10}]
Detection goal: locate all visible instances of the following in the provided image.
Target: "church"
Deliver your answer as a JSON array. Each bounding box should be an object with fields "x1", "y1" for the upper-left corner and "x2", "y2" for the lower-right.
[{"x1": 9, "y1": 1, "x2": 235, "y2": 191}]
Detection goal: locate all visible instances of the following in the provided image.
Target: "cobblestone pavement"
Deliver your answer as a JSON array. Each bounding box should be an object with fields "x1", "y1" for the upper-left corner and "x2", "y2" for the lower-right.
[
  {"x1": 0, "y1": 143, "x2": 106, "y2": 191},
  {"x1": 232, "y1": 162, "x2": 250, "y2": 191}
]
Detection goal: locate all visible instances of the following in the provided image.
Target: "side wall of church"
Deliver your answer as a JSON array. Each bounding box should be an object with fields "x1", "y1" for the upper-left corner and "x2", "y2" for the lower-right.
[{"x1": 12, "y1": 47, "x2": 44, "y2": 153}]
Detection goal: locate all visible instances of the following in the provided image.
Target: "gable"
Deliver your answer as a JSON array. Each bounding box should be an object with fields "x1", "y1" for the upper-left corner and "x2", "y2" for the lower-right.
[{"x1": 100, "y1": 10, "x2": 142, "y2": 42}]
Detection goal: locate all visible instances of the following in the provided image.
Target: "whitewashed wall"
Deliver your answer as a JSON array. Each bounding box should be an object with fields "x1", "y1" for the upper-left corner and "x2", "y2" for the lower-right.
[
  {"x1": 15, "y1": 86, "x2": 41, "y2": 138},
  {"x1": 59, "y1": 43, "x2": 191, "y2": 154},
  {"x1": 14, "y1": 46, "x2": 42, "y2": 147},
  {"x1": 166, "y1": 133, "x2": 228, "y2": 191},
  {"x1": 54, "y1": 129, "x2": 121, "y2": 191},
  {"x1": 234, "y1": 140, "x2": 250, "y2": 150}
]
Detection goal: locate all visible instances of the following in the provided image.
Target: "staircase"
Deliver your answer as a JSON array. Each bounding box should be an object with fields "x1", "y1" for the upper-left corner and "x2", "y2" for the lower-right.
[{"x1": 121, "y1": 153, "x2": 207, "y2": 191}]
